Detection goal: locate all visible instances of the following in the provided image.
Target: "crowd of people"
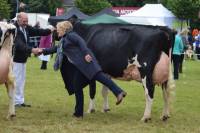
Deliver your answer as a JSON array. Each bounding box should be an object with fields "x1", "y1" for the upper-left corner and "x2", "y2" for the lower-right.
[
  {"x1": 192, "y1": 29, "x2": 200, "y2": 60},
  {"x1": 171, "y1": 27, "x2": 200, "y2": 80}
]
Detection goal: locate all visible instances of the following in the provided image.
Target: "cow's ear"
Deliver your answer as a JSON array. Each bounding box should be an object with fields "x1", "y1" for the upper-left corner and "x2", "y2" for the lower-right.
[{"x1": 119, "y1": 27, "x2": 131, "y2": 31}]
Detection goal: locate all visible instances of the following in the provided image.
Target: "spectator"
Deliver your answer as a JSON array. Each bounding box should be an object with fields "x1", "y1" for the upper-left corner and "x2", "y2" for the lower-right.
[
  {"x1": 38, "y1": 25, "x2": 53, "y2": 70},
  {"x1": 13, "y1": 12, "x2": 54, "y2": 107},
  {"x1": 194, "y1": 31, "x2": 200, "y2": 60},
  {"x1": 172, "y1": 30, "x2": 184, "y2": 80},
  {"x1": 179, "y1": 29, "x2": 189, "y2": 73}
]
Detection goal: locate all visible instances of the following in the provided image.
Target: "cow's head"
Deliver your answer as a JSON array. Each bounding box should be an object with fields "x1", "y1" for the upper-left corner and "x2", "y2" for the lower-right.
[{"x1": 0, "y1": 22, "x2": 16, "y2": 47}]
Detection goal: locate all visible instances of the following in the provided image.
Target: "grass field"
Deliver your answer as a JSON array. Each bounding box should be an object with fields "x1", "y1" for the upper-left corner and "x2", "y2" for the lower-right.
[{"x1": 0, "y1": 57, "x2": 200, "y2": 133}]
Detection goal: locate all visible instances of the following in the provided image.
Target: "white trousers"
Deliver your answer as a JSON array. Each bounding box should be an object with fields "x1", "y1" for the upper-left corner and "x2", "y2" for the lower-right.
[{"x1": 13, "y1": 62, "x2": 26, "y2": 105}]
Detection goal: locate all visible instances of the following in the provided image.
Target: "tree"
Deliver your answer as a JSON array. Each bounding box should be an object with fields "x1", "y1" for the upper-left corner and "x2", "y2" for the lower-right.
[
  {"x1": 47, "y1": 0, "x2": 63, "y2": 16},
  {"x1": 8, "y1": 0, "x2": 18, "y2": 19},
  {"x1": 26, "y1": 0, "x2": 48, "y2": 13},
  {"x1": 19, "y1": 0, "x2": 62, "y2": 15},
  {"x1": 167, "y1": 0, "x2": 200, "y2": 20},
  {"x1": 0, "y1": 0, "x2": 11, "y2": 19},
  {"x1": 107, "y1": 0, "x2": 160, "y2": 7},
  {"x1": 165, "y1": 0, "x2": 200, "y2": 29},
  {"x1": 75, "y1": 0, "x2": 112, "y2": 15},
  {"x1": 108, "y1": 0, "x2": 142, "y2": 6}
]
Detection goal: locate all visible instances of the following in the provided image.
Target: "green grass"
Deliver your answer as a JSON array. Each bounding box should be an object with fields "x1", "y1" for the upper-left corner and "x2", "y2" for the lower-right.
[{"x1": 0, "y1": 57, "x2": 200, "y2": 133}]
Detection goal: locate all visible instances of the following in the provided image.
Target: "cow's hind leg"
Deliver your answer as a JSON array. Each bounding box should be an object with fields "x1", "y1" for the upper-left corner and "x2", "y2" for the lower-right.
[
  {"x1": 161, "y1": 82, "x2": 170, "y2": 121},
  {"x1": 5, "y1": 71, "x2": 16, "y2": 119},
  {"x1": 141, "y1": 75, "x2": 155, "y2": 122},
  {"x1": 87, "y1": 81, "x2": 96, "y2": 113},
  {"x1": 161, "y1": 67, "x2": 175, "y2": 121},
  {"x1": 101, "y1": 85, "x2": 110, "y2": 112}
]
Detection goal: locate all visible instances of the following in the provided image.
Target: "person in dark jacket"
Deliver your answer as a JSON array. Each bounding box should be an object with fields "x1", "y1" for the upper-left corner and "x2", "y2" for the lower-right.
[
  {"x1": 40, "y1": 21, "x2": 127, "y2": 118},
  {"x1": 13, "y1": 12, "x2": 54, "y2": 107}
]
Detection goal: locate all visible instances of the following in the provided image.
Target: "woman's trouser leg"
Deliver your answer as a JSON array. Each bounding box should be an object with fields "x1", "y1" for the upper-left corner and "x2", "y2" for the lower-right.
[
  {"x1": 41, "y1": 61, "x2": 47, "y2": 69},
  {"x1": 73, "y1": 71, "x2": 88, "y2": 117},
  {"x1": 179, "y1": 54, "x2": 184, "y2": 73},
  {"x1": 93, "y1": 72, "x2": 122, "y2": 97},
  {"x1": 172, "y1": 55, "x2": 180, "y2": 79},
  {"x1": 89, "y1": 80, "x2": 96, "y2": 99}
]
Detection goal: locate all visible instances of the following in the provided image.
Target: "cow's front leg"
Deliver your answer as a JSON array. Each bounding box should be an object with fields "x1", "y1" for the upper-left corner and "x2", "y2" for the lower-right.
[
  {"x1": 141, "y1": 76, "x2": 155, "y2": 122},
  {"x1": 102, "y1": 85, "x2": 110, "y2": 112},
  {"x1": 87, "y1": 98, "x2": 96, "y2": 113},
  {"x1": 5, "y1": 72, "x2": 16, "y2": 119}
]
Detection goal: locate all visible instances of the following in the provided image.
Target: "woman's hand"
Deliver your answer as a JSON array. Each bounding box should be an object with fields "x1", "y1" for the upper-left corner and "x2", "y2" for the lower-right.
[
  {"x1": 85, "y1": 54, "x2": 92, "y2": 63},
  {"x1": 32, "y1": 48, "x2": 43, "y2": 56}
]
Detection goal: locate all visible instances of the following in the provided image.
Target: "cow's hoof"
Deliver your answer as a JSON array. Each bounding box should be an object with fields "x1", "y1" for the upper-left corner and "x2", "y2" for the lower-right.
[
  {"x1": 161, "y1": 115, "x2": 170, "y2": 121},
  {"x1": 103, "y1": 109, "x2": 110, "y2": 113},
  {"x1": 87, "y1": 109, "x2": 95, "y2": 113},
  {"x1": 141, "y1": 117, "x2": 151, "y2": 123},
  {"x1": 7, "y1": 114, "x2": 16, "y2": 120}
]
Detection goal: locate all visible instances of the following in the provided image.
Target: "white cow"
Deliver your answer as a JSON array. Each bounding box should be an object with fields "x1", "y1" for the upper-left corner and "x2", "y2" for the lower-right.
[{"x1": 0, "y1": 22, "x2": 16, "y2": 119}]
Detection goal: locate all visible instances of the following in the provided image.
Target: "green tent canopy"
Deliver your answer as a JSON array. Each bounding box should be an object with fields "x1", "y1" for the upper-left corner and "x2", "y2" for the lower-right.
[{"x1": 81, "y1": 14, "x2": 130, "y2": 25}]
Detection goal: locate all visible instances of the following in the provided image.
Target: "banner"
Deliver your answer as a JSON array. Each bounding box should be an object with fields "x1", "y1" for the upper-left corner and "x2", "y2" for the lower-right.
[{"x1": 112, "y1": 7, "x2": 140, "y2": 16}]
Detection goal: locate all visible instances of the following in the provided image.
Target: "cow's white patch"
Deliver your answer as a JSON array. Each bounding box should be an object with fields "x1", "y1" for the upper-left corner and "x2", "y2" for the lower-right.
[
  {"x1": 141, "y1": 76, "x2": 153, "y2": 121},
  {"x1": 143, "y1": 62, "x2": 147, "y2": 67},
  {"x1": 142, "y1": 76, "x2": 148, "y2": 95},
  {"x1": 102, "y1": 85, "x2": 109, "y2": 111},
  {"x1": 142, "y1": 93, "x2": 153, "y2": 121},
  {"x1": 130, "y1": 54, "x2": 141, "y2": 67},
  {"x1": 87, "y1": 98, "x2": 95, "y2": 113}
]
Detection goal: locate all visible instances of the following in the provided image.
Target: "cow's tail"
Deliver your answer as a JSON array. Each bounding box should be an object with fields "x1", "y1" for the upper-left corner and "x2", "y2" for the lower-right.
[{"x1": 166, "y1": 49, "x2": 176, "y2": 109}]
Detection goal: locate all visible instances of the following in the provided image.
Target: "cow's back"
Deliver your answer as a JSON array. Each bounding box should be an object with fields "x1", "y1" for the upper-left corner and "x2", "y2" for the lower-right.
[{"x1": 74, "y1": 23, "x2": 173, "y2": 78}]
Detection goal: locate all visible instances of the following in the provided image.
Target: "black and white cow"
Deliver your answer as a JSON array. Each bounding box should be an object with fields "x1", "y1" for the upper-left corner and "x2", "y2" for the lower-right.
[
  {"x1": 72, "y1": 23, "x2": 176, "y2": 122},
  {"x1": 0, "y1": 22, "x2": 16, "y2": 119}
]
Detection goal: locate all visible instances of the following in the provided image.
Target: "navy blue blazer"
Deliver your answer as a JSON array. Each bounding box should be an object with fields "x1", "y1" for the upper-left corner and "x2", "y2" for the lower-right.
[
  {"x1": 43, "y1": 31, "x2": 102, "y2": 80},
  {"x1": 13, "y1": 22, "x2": 51, "y2": 63}
]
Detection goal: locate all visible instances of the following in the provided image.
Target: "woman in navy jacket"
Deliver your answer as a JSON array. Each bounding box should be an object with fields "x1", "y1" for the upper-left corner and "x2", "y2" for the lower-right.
[{"x1": 42, "y1": 21, "x2": 126, "y2": 118}]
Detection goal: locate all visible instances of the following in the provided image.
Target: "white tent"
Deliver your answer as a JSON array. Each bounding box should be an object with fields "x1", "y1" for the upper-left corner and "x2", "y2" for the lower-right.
[
  {"x1": 118, "y1": 16, "x2": 153, "y2": 25},
  {"x1": 26, "y1": 13, "x2": 50, "y2": 28},
  {"x1": 119, "y1": 4, "x2": 176, "y2": 28}
]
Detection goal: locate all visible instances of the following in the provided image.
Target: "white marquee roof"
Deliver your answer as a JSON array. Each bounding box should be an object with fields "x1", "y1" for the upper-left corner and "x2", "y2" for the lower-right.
[{"x1": 124, "y1": 4, "x2": 175, "y2": 18}]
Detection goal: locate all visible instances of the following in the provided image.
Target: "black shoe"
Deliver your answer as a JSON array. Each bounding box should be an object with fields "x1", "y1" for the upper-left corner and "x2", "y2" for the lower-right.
[
  {"x1": 72, "y1": 113, "x2": 83, "y2": 119},
  {"x1": 116, "y1": 91, "x2": 127, "y2": 105},
  {"x1": 15, "y1": 103, "x2": 31, "y2": 107},
  {"x1": 40, "y1": 67, "x2": 47, "y2": 70}
]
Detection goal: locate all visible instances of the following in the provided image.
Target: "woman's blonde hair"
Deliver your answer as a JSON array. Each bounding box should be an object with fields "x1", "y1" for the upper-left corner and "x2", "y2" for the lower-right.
[
  {"x1": 180, "y1": 29, "x2": 189, "y2": 36},
  {"x1": 56, "y1": 21, "x2": 73, "y2": 32}
]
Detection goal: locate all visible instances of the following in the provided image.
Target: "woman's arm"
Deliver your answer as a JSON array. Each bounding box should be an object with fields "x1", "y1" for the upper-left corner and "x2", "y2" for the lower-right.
[
  {"x1": 42, "y1": 46, "x2": 57, "y2": 55},
  {"x1": 68, "y1": 32, "x2": 93, "y2": 62},
  {"x1": 68, "y1": 32, "x2": 90, "y2": 55}
]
